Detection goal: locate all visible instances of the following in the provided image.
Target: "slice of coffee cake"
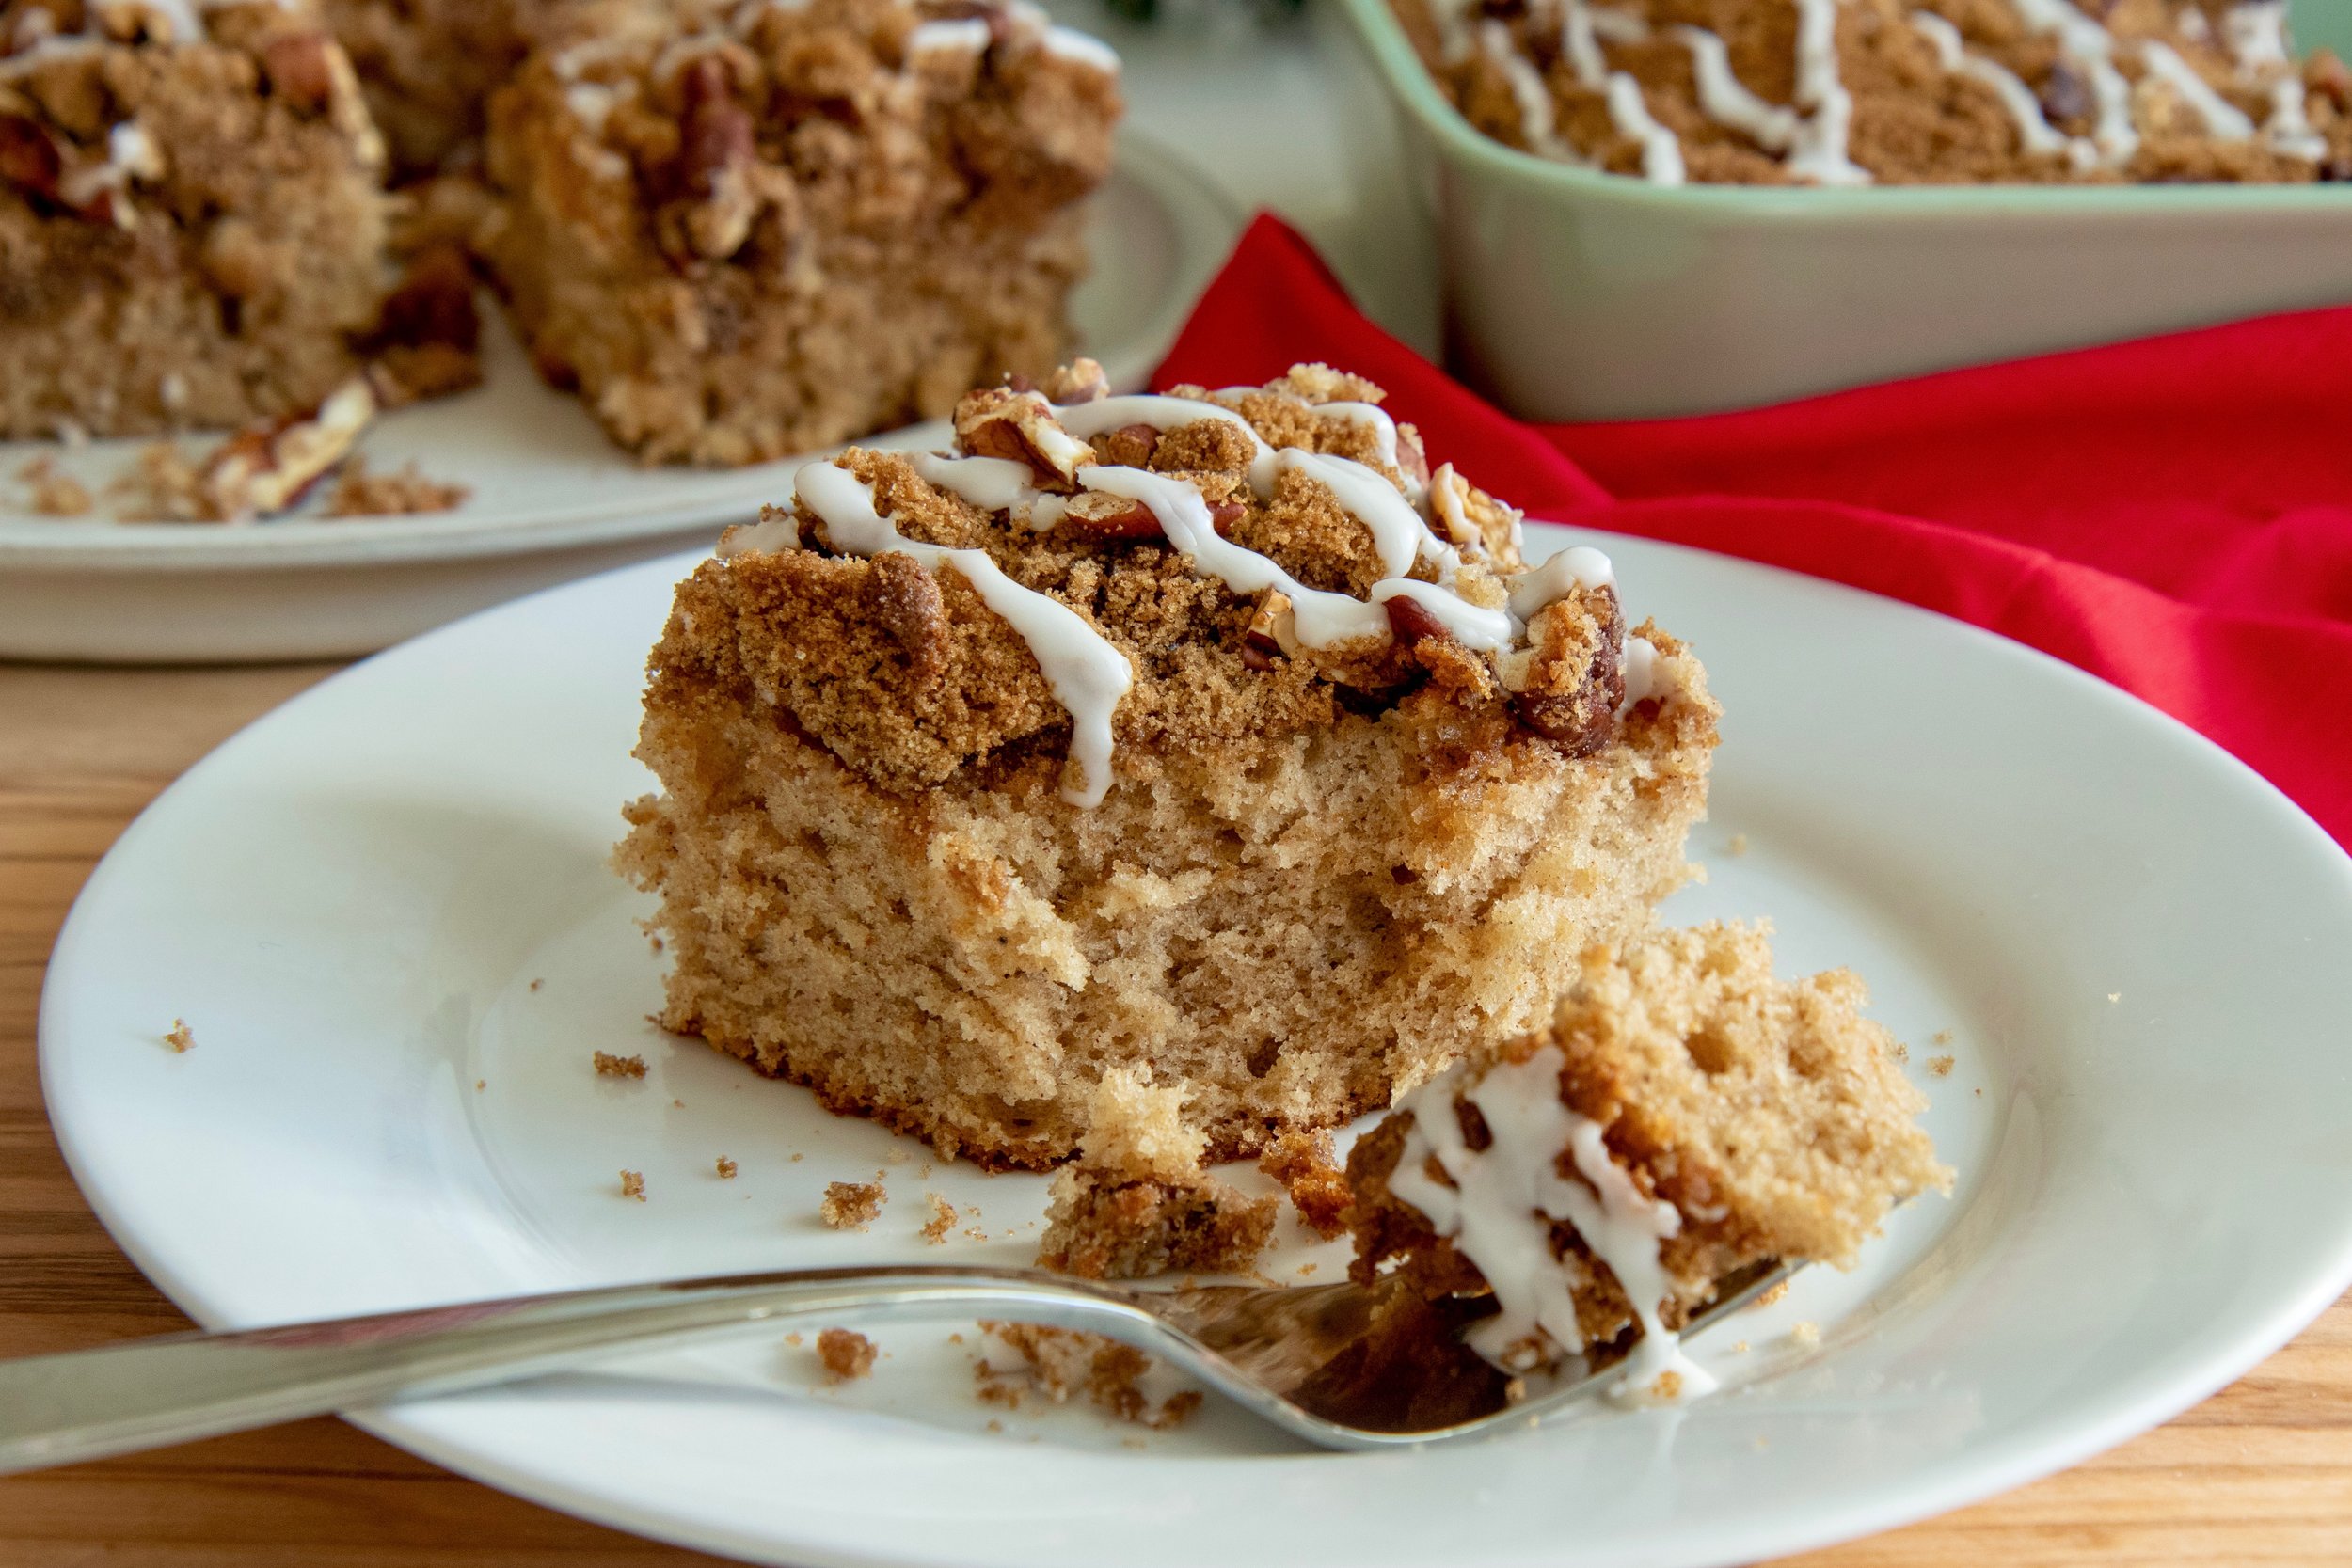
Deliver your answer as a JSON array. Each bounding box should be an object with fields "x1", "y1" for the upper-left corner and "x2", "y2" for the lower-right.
[{"x1": 617, "y1": 360, "x2": 1720, "y2": 1167}]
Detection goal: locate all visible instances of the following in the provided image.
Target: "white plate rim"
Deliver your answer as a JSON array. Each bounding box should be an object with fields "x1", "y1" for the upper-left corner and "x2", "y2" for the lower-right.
[{"x1": 37, "y1": 533, "x2": 2352, "y2": 1568}]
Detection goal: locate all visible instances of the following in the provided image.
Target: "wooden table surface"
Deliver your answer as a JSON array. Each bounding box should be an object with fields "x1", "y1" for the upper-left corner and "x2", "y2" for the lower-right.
[{"x1": 4, "y1": 659, "x2": 2349, "y2": 1567}]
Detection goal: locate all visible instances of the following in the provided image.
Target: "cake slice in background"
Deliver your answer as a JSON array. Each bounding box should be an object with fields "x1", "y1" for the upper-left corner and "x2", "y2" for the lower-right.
[
  {"x1": 618, "y1": 360, "x2": 1720, "y2": 1166},
  {"x1": 0, "y1": 0, "x2": 390, "y2": 439},
  {"x1": 1347, "y1": 921, "x2": 1949, "y2": 1402},
  {"x1": 481, "y1": 0, "x2": 1122, "y2": 466}
]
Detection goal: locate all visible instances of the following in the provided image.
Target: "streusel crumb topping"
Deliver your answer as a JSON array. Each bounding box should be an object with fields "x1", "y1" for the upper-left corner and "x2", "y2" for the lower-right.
[{"x1": 652, "y1": 360, "x2": 1652, "y2": 801}]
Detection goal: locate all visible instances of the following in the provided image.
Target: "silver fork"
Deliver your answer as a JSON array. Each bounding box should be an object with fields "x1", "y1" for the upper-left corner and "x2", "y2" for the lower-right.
[{"x1": 0, "y1": 1258, "x2": 1795, "y2": 1472}]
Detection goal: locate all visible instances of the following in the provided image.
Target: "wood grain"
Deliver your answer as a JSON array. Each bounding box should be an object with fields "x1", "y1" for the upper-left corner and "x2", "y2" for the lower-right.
[{"x1": 2, "y1": 660, "x2": 2346, "y2": 1566}]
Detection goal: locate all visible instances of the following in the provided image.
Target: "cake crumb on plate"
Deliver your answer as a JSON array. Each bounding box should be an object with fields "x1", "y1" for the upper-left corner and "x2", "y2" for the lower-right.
[
  {"x1": 162, "y1": 1019, "x2": 196, "y2": 1053},
  {"x1": 593, "y1": 1051, "x2": 646, "y2": 1079},
  {"x1": 921, "y1": 1194, "x2": 958, "y2": 1244},
  {"x1": 619, "y1": 1169, "x2": 645, "y2": 1201},
  {"x1": 977, "y1": 1323, "x2": 1201, "y2": 1429},
  {"x1": 716, "y1": 1156, "x2": 738, "y2": 1180},
  {"x1": 817, "y1": 1327, "x2": 877, "y2": 1382},
  {"x1": 821, "y1": 1181, "x2": 884, "y2": 1230}
]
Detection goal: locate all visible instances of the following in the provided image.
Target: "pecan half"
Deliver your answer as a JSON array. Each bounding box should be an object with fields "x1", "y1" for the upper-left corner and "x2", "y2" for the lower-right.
[
  {"x1": 1090, "y1": 420, "x2": 1160, "y2": 468},
  {"x1": 1509, "y1": 589, "x2": 1625, "y2": 755},
  {"x1": 1054, "y1": 490, "x2": 1161, "y2": 541}
]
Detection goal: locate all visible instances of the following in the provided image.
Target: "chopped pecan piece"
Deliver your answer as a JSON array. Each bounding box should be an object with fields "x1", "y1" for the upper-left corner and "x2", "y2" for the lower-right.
[
  {"x1": 954, "y1": 388, "x2": 1092, "y2": 488},
  {"x1": 1055, "y1": 490, "x2": 1161, "y2": 541},
  {"x1": 1091, "y1": 421, "x2": 1160, "y2": 468},
  {"x1": 1242, "y1": 589, "x2": 1298, "y2": 671},
  {"x1": 1382, "y1": 594, "x2": 1454, "y2": 649},
  {"x1": 198, "y1": 375, "x2": 377, "y2": 521},
  {"x1": 1040, "y1": 356, "x2": 1109, "y2": 404}
]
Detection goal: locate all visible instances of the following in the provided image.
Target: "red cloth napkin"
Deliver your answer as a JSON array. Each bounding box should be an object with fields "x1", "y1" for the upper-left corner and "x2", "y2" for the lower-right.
[{"x1": 1155, "y1": 214, "x2": 2352, "y2": 849}]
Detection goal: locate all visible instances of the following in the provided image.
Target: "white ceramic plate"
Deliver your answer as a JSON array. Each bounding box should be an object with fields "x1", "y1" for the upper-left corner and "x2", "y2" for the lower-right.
[
  {"x1": 40, "y1": 525, "x2": 2352, "y2": 1568},
  {"x1": 0, "y1": 132, "x2": 1238, "y2": 664}
]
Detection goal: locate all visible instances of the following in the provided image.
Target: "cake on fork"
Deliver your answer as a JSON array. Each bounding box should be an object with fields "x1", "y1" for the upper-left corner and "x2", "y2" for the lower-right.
[
  {"x1": 480, "y1": 0, "x2": 1122, "y2": 466},
  {"x1": 617, "y1": 360, "x2": 1721, "y2": 1167},
  {"x1": 0, "y1": 0, "x2": 392, "y2": 439},
  {"x1": 1347, "y1": 921, "x2": 1948, "y2": 1402}
]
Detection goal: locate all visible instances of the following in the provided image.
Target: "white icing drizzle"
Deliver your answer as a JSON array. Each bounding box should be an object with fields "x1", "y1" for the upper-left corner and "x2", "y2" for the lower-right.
[
  {"x1": 716, "y1": 511, "x2": 801, "y2": 557},
  {"x1": 2009, "y1": 0, "x2": 2140, "y2": 165},
  {"x1": 1562, "y1": 0, "x2": 1610, "y2": 86},
  {"x1": 1621, "y1": 634, "x2": 1665, "y2": 709},
  {"x1": 1608, "y1": 72, "x2": 1688, "y2": 183},
  {"x1": 793, "y1": 462, "x2": 1134, "y2": 808},
  {"x1": 913, "y1": 451, "x2": 1037, "y2": 512},
  {"x1": 1788, "y1": 0, "x2": 1872, "y2": 184},
  {"x1": 1559, "y1": 0, "x2": 1686, "y2": 184},
  {"x1": 1372, "y1": 579, "x2": 1515, "y2": 650},
  {"x1": 1078, "y1": 466, "x2": 1391, "y2": 647},
  {"x1": 1389, "y1": 1049, "x2": 1716, "y2": 1403},
  {"x1": 2218, "y1": 0, "x2": 2324, "y2": 158},
  {"x1": 2223, "y1": 0, "x2": 2291, "y2": 77},
  {"x1": 1587, "y1": 5, "x2": 1650, "y2": 44},
  {"x1": 1912, "y1": 12, "x2": 2076, "y2": 159},
  {"x1": 2140, "y1": 40, "x2": 2257, "y2": 138},
  {"x1": 2263, "y1": 72, "x2": 2328, "y2": 157},
  {"x1": 1481, "y1": 20, "x2": 1575, "y2": 161},
  {"x1": 905, "y1": 17, "x2": 991, "y2": 56},
  {"x1": 1675, "y1": 25, "x2": 1801, "y2": 150},
  {"x1": 1507, "y1": 544, "x2": 1613, "y2": 621},
  {"x1": 1314, "y1": 400, "x2": 1404, "y2": 475},
  {"x1": 1051, "y1": 393, "x2": 1277, "y2": 499},
  {"x1": 1041, "y1": 25, "x2": 1121, "y2": 74},
  {"x1": 1274, "y1": 449, "x2": 1459, "y2": 581}
]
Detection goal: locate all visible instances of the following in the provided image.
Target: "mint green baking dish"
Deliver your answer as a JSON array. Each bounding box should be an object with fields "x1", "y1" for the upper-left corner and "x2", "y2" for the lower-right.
[{"x1": 1320, "y1": 0, "x2": 2352, "y2": 419}]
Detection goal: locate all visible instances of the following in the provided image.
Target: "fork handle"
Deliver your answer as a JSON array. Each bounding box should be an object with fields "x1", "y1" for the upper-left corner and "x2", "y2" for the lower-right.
[{"x1": 0, "y1": 1265, "x2": 1150, "y2": 1476}]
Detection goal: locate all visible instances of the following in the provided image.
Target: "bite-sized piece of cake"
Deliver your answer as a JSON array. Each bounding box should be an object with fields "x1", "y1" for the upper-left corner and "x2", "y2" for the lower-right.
[
  {"x1": 1036, "y1": 1067, "x2": 1278, "y2": 1279},
  {"x1": 1348, "y1": 921, "x2": 1948, "y2": 1402},
  {"x1": 480, "y1": 0, "x2": 1120, "y2": 466},
  {"x1": 617, "y1": 361, "x2": 1720, "y2": 1167},
  {"x1": 1396, "y1": 0, "x2": 2350, "y2": 187},
  {"x1": 318, "y1": 0, "x2": 548, "y2": 176},
  {"x1": 0, "y1": 0, "x2": 392, "y2": 438}
]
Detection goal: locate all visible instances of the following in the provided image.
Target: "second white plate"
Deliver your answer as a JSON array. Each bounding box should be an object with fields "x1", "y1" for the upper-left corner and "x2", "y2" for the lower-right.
[
  {"x1": 0, "y1": 132, "x2": 1239, "y2": 663},
  {"x1": 40, "y1": 526, "x2": 2352, "y2": 1567}
]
